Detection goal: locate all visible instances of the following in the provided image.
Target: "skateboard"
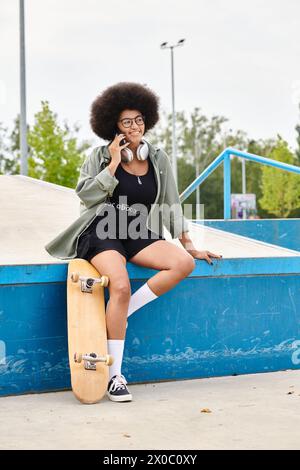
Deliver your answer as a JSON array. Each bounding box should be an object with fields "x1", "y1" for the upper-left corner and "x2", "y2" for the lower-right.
[{"x1": 67, "y1": 258, "x2": 113, "y2": 404}]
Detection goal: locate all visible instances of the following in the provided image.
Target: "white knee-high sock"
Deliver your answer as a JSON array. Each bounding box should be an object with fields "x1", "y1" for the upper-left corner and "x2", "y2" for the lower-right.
[
  {"x1": 127, "y1": 282, "x2": 158, "y2": 318},
  {"x1": 107, "y1": 339, "x2": 125, "y2": 380}
]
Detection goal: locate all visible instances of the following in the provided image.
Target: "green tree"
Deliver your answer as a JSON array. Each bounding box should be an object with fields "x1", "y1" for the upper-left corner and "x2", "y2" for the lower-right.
[
  {"x1": 259, "y1": 138, "x2": 300, "y2": 217},
  {"x1": 150, "y1": 107, "x2": 288, "y2": 219},
  {"x1": 244, "y1": 138, "x2": 277, "y2": 218},
  {"x1": 0, "y1": 123, "x2": 9, "y2": 174},
  {"x1": 150, "y1": 108, "x2": 229, "y2": 218},
  {"x1": 0, "y1": 121, "x2": 20, "y2": 174},
  {"x1": 149, "y1": 110, "x2": 185, "y2": 157},
  {"x1": 295, "y1": 103, "x2": 300, "y2": 164},
  {"x1": 27, "y1": 100, "x2": 90, "y2": 188}
]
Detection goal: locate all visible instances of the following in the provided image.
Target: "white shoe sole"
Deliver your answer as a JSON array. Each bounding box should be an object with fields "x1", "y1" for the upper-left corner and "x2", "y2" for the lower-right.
[{"x1": 106, "y1": 391, "x2": 133, "y2": 402}]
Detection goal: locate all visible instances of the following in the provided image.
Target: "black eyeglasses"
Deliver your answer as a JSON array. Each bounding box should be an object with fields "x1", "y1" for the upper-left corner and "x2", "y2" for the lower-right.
[{"x1": 118, "y1": 115, "x2": 145, "y2": 128}]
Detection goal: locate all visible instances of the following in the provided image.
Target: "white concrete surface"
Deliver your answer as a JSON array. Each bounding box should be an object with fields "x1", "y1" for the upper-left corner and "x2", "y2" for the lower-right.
[
  {"x1": 0, "y1": 370, "x2": 299, "y2": 450},
  {"x1": 0, "y1": 175, "x2": 78, "y2": 265},
  {"x1": 1, "y1": 175, "x2": 299, "y2": 266}
]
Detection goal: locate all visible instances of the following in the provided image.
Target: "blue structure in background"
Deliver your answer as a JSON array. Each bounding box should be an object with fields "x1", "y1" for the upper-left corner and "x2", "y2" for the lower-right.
[
  {"x1": 203, "y1": 219, "x2": 300, "y2": 252},
  {"x1": 180, "y1": 147, "x2": 300, "y2": 219}
]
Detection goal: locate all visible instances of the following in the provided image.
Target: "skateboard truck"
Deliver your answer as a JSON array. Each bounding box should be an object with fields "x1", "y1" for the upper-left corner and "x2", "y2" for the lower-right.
[
  {"x1": 74, "y1": 352, "x2": 114, "y2": 371},
  {"x1": 71, "y1": 272, "x2": 109, "y2": 293}
]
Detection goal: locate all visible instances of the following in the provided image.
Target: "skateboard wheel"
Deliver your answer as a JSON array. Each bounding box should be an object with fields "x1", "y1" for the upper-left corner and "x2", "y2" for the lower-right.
[
  {"x1": 71, "y1": 272, "x2": 79, "y2": 283},
  {"x1": 106, "y1": 354, "x2": 114, "y2": 366},
  {"x1": 101, "y1": 275, "x2": 109, "y2": 287},
  {"x1": 74, "y1": 352, "x2": 82, "y2": 363}
]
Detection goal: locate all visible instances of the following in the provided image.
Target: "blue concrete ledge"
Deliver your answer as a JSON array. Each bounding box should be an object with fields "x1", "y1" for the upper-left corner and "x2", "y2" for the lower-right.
[
  {"x1": 1, "y1": 252, "x2": 300, "y2": 396},
  {"x1": 203, "y1": 218, "x2": 300, "y2": 252},
  {"x1": 1, "y1": 255, "x2": 300, "y2": 285}
]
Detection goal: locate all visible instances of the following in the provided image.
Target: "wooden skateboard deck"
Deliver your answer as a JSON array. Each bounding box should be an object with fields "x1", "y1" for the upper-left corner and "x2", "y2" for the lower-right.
[{"x1": 67, "y1": 258, "x2": 113, "y2": 404}]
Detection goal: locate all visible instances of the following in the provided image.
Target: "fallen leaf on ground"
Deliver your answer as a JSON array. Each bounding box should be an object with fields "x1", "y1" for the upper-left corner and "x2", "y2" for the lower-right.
[{"x1": 201, "y1": 408, "x2": 212, "y2": 413}]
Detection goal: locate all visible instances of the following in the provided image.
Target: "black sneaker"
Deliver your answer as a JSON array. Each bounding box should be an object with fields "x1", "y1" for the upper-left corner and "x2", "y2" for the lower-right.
[{"x1": 106, "y1": 374, "x2": 132, "y2": 402}]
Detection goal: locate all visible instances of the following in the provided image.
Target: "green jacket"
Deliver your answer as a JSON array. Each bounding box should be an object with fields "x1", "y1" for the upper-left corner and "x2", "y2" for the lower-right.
[{"x1": 44, "y1": 140, "x2": 190, "y2": 260}]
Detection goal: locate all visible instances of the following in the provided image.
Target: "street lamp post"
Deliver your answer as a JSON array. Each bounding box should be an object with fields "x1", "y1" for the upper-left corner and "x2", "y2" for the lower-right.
[
  {"x1": 160, "y1": 39, "x2": 185, "y2": 187},
  {"x1": 19, "y1": 0, "x2": 28, "y2": 175}
]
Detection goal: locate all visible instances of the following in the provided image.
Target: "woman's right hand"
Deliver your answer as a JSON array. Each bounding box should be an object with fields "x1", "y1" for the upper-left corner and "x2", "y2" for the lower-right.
[{"x1": 108, "y1": 133, "x2": 130, "y2": 165}]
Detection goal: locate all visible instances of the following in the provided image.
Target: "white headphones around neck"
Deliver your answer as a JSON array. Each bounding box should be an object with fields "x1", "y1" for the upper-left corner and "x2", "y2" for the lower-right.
[{"x1": 121, "y1": 139, "x2": 149, "y2": 163}]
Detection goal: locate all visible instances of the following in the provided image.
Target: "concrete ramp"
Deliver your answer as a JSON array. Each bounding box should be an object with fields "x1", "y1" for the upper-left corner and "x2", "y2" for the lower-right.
[
  {"x1": 167, "y1": 222, "x2": 300, "y2": 258},
  {"x1": 1, "y1": 175, "x2": 299, "y2": 265},
  {"x1": 1, "y1": 175, "x2": 78, "y2": 265}
]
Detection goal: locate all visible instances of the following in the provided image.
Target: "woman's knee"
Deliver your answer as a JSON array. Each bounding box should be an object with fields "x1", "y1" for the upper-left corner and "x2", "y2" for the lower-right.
[
  {"x1": 109, "y1": 277, "x2": 131, "y2": 301},
  {"x1": 89, "y1": 250, "x2": 130, "y2": 300},
  {"x1": 171, "y1": 253, "x2": 195, "y2": 276}
]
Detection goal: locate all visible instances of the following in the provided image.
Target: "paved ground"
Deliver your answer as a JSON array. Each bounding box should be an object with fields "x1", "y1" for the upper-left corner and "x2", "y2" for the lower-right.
[{"x1": 0, "y1": 370, "x2": 300, "y2": 450}]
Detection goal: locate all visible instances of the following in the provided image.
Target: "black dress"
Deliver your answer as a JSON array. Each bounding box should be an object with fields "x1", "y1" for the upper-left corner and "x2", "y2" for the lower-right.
[{"x1": 76, "y1": 158, "x2": 165, "y2": 262}]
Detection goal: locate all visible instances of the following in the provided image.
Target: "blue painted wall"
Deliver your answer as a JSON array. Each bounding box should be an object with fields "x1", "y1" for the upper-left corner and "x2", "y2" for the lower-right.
[
  {"x1": 202, "y1": 219, "x2": 300, "y2": 252},
  {"x1": 0, "y1": 282, "x2": 69, "y2": 395},
  {"x1": 125, "y1": 274, "x2": 300, "y2": 382},
  {"x1": 1, "y1": 254, "x2": 300, "y2": 396}
]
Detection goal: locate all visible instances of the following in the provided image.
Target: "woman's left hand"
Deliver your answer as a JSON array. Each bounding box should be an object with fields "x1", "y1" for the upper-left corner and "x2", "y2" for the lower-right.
[{"x1": 186, "y1": 249, "x2": 223, "y2": 265}]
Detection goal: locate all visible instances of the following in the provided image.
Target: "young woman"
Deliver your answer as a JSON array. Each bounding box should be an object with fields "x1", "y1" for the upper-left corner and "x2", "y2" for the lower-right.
[{"x1": 45, "y1": 81, "x2": 222, "y2": 402}]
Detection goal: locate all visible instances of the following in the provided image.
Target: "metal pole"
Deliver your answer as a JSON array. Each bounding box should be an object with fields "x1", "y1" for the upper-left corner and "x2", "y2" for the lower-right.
[
  {"x1": 196, "y1": 161, "x2": 201, "y2": 219},
  {"x1": 195, "y1": 140, "x2": 201, "y2": 219},
  {"x1": 242, "y1": 158, "x2": 246, "y2": 219},
  {"x1": 170, "y1": 47, "x2": 178, "y2": 186},
  {"x1": 242, "y1": 158, "x2": 246, "y2": 193},
  {"x1": 19, "y1": 0, "x2": 28, "y2": 175},
  {"x1": 224, "y1": 152, "x2": 231, "y2": 219}
]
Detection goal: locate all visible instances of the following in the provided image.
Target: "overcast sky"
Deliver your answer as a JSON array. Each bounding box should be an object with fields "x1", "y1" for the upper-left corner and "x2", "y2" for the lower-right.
[{"x1": 1, "y1": 0, "x2": 300, "y2": 151}]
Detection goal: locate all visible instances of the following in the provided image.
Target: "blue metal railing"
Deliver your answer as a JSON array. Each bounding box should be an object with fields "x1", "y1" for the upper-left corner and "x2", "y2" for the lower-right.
[{"x1": 179, "y1": 147, "x2": 300, "y2": 219}]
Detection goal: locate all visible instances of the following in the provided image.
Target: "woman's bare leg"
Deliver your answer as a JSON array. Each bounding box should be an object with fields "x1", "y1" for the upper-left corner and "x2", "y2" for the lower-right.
[
  {"x1": 128, "y1": 240, "x2": 195, "y2": 296},
  {"x1": 90, "y1": 250, "x2": 131, "y2": 340}
]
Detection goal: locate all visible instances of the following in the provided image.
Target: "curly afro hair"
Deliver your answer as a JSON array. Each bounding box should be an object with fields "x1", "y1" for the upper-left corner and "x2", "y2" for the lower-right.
[{"x1": 90, "y1": 82, "x2": 160, "y2": 141}]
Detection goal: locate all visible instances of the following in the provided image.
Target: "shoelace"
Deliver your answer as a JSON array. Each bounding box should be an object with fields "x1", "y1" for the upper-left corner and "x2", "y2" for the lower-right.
[{"x1": 109, "y1": 374, "x2": 128, "y2": 393}]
